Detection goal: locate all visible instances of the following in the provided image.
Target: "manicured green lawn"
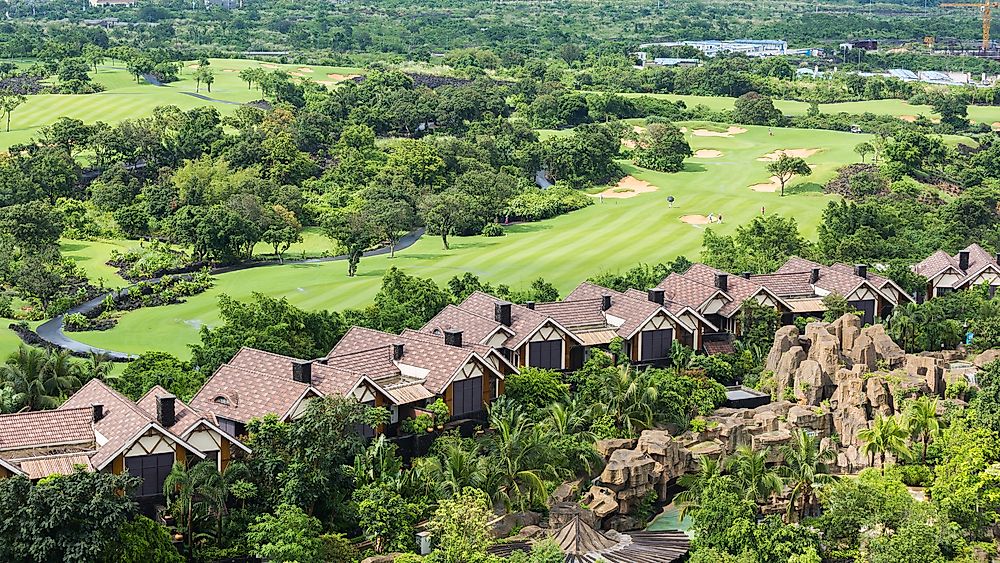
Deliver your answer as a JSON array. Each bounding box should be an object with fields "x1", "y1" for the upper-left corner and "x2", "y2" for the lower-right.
[
  {"x1": 0, "y1": 58, "x2": 364, "y2": 149},
  {"x1": 69, "y1": 122, "x2": 871, "y2": 358},
  {"x1": 622, "y1": 93, "x2": 1000, "y2": 125},
  {"x1": 60, "y1": 237, "x2": 139, "y2": 289},
  {"x1": 251, "y1": 227, "x2": 336, "y2": 260}
]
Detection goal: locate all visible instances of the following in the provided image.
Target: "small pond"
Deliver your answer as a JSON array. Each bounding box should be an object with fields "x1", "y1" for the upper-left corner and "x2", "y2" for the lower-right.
[{"x1": 646, "y1": 503, "x2": 693, "y2": 536}]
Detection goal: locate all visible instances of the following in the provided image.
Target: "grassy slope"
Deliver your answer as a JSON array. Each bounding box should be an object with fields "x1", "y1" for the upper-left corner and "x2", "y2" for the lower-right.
[
  {"x1": 622, "y1": 93, "x2": 1000, "y2": 125},
  {"x1": 69, "y1": 122, "x2": 864, "y2": 358},
  {"x1": 0, "y1": 58, "x2": 364, "y2": 149}
]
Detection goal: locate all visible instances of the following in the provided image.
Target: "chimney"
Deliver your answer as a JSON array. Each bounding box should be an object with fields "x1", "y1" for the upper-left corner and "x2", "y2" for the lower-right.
[
  {"x1": 91, "y1": 403, "x2": 104, "y2": 423},
  {"x1": 810, "y1": 267, "x2": 820, "y2": 284},
  {"x1": 524, "y1": 301, "x2": 535, "y2": 310},
  {"x1": 494, "y1": 302, "x2": 512, "y2": 327},
  {"x1": 995, "y1": 252, "x2": 1000, "y2": 266},
  {"x1": 714, "y1": 273, "x2": 728, "y2": 292},
  {"x1": 157, "y1": 395, "x2": 176, "y2": 428},
  {"x1": 291, "y1": 360, "x2": 312, "y2": 384},
  {"x1": 601, "y1": 294, "x2": 612, "y2": 311},
  {"x1": 741, "y1": 271, "x2": 752, "y2": 279},
  {"x1": 959, "y1": 250, "x2": 970, "y2": 271},
  {"x1": 392, "y1": 343, "x2": 404, "y2": 361},
  {"x1": 854, "y1": 264, "x2": 868, "y2": 279},
  {"x1": 444, "y1": 329, "x2": 463, "y2": 348},
  {"x1": 648, "y1": 288, "x2": 665, "y2": 305}
]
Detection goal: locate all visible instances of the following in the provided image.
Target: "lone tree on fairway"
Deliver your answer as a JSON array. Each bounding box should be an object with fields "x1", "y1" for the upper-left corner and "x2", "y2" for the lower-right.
[
  {"x1": 633, "y1": 121, "x2": 692, "y2": 173},
  {"x1": 420, "y1": 188, "x2": 476, "y2": 250},
  {"x1": 854, "y1": 141, "x2": 873, "y2": 164},
  {"x1": 323, "y1": 207, "x2": 375, "y2": 276},
  {"x1": 0, "y1": 89, "x2": 26, "y2": 133},
  {"x1": 767, "y1": 154, "x2": 812, "y2": 197}
]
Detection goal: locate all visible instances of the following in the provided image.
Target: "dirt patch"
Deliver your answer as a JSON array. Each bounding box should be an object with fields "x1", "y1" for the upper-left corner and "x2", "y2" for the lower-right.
[
  {"x1": 899, "y1": 115, "x2": 917, "y2": 123},
  {"x1": 621, "y1": 139, "x2": 637, "y2": 149},
  {"x1": 680, "y1": 214, "x2": 711, "y2": 225},
  {"x1": 757, "y1": 148, "x2": 821, "y2": 162},
  {"x1": 327, "y1": 73, "x2": 359, "y2": 81},
  {"x1": 223, "y1": 69, "x2": 237, "y2": 73},
  {"x1": 691, "y1": 126, "x2": 747, "y2": 138},
  {"x1": 693, "y1": 149, "x2": 723, "y2": 158},
  {"x1": 592, "y1": 176, "x2": 657, "y2": 199},
  {"x1": 632, "y1": 125, "x2": 646, "y2": 134},
  {"x1": 993, "y1": 122, "x2": 1000, "y2": 130},
  {"x1": 261, "y1": 63, "x2": 279, "y2": 69},
  {"x1": 297, "y1": 67, "x2": 314, "y2": 73}
]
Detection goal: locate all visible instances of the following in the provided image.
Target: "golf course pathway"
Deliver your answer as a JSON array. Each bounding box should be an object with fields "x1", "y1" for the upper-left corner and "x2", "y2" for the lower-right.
[{"x1": 34, "y1": 229, "x2": 426, "y2": 360}]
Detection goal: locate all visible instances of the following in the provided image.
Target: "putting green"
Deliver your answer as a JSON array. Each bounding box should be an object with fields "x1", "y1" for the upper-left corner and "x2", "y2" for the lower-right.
[
  {"x1": 0, "y1": 58, "x2": 364, "y2": 150},
  {"x1": 65, "y1": 122, "x2": 876, "y2": 359}
]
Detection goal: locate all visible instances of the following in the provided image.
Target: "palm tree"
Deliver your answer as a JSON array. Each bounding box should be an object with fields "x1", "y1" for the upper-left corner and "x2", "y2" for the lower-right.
[
  {"x1": 858, "y1": 414, "x2": 910, "y2": 474},
  {"x1": 904, "y1": 396, "x2": 940, "y2": 463},
  {"x1": 726, "y1": 445, "x2": 783, "y2": 504},
  {"x1": 595, "y1": 365, "x2": 658, "y2": 437},
  {"x1": 0, "y1": 345, "x2": 80, "y2": 410},
  {"x1": 675, "y1": 455, "x2": 726, "y2": 519},
  {"x1": 541, "y1": 400, "x2": 601, "y2": 474},
  {"x1": 164, "y1": 460, "x2": 228, "y2": 551},
  {"x1": 778, "y1": 429, "x2": 836, "y2": 521},
  {"x1": 485, "y1": 400, "x2": 556, "y2": 512},
  {"x1": 82, "y1": 352, "x2": 112, "y2": 382}
]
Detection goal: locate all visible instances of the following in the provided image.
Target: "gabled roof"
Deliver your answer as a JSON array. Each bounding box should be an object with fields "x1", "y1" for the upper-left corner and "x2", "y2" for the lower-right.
[
  {"x1": 454, "y1": 292, "x2": 583, "y2": 348},
  {"x1": 60, "y1": 379, "x2": 204, "y2": 470},
  {"x1": 534, "y1": 298, "x2": 608, "y2": 331},
  {"x1": 681, "y1": 263, "x2": 792, "y2": 317},
  {"x1": 0, "y1": 407, "x2": 95, "y2": 453},
  {"x1": 565, "y1": 281, "x2": 702, "y2": 338},
  {"x1": 777, "y1": 256, "x2": 870, "y2": 297},
  {"x1": 957, "y1": 243, "x2": 1000, "y2": 284},
  {"x1": 830, "y1": 263, "x2": 914, "y2": 304},
  {"x1": 912, "y1": 250, "x2": 960, "y2": 280},
  {"x1": 656, "y1": 273, "x2": 732, "y2": 311},
  {"x1": 136, "y1": 385, "x2": 202, "y2": 437},
  {"x1": 400, "y1": 329, "x2": 518, "y2": 373},
  {"x1": 189, "y1": 363, "x2": 315, "y2": 424},
  {"x1": 749, "y1": 271, "x2": 815, "y2": 298},
  {"x1": 421, "y1": 304, "x2": 514, "y2": 344}
]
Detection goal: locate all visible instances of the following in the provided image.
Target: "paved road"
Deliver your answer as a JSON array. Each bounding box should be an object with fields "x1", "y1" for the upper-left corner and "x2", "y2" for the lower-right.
[{"x1": 33, "y1": 229, "x2": 426, "y2": 360}]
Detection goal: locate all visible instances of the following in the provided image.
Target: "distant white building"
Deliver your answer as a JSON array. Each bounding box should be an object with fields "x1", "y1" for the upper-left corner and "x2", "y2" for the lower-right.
[{"x1": 638, "y1": 39, "x2": 788, "y2": 58}]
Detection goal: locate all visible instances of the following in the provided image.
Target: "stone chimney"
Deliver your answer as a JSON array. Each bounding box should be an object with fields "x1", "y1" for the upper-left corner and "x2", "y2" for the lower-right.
[
  {"x1": 495, "y1": 302, "x2": 512, "y2": 327},
  {"x1": 959, "y1": 250, "x2": 970, "y2": 271},
  {"x1": 292, "y1": 360, "x2": 312, "y2": 384},
  {"x1": 444, "y1": 330, "x2": 463, "y2": 348},
  {"x1": 392, "y1": 343, "x2": 404, "y2": 360},
  {"x1": 810, "y1": 267, "x2": 820, "y2": 284},
  {"x1": 854, "y1": 264, "x2": 868, "y2": 279},
  {"x1": 92, "y1": 403, "x2": 104, "y2": 423},
  {"x1": 157, "y1": 395, "x2": 176, "y2": 428},
  {"x1": 741, "y1": 271, "x2": 752, "y2": 279},
  {"x1": 524, "y1": 301, "x2": 535, "y2": 310},
  {"x1": 601, "y1": 294, "x2": 612, "y2": 311},
  {"x1": 714, "y1": 273, "x2": 728, "y2": 292},
  {"x1": 648, "y1": 288, "x2": 665, "y2": 305}
]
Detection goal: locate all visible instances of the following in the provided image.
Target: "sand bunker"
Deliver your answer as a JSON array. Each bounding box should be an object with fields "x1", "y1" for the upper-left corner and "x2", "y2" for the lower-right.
[
  {"x1": 993, "y1": 122, "x2": 1000, "y2": 130},
  {"x1": 297, "y1": 67, "x2": 314, "y2": 73},
  {"x1": 693, "y1": 149, "x2": 723, "y2": 158},
  {"x1": 261, "y1": 63, "x2": 279, "y2": 69},
  {"x1": 749, "y1": 176, "x2": 783, "y2": 192},
  {"x1": 223, "y1": 69, "x2": 237, "y2": 73},
  {"x1": 186, "y1": 64, "x2": 199, "y2": 69},
  {"x1": 757, "y1": 148, "x2": 820, "y2": 162},
  {"x1": 592, "y1": 176, "x2": 657, "y2": 199},
  {"x1": 632, "y1": 125, "x2": 647, "y2": 134},
  {"x1": 680, "y1": 215, "x2": 711, "y2": 225},
  {"x1": 691, "y1": 126, "x2": 747, "y2": 138},
  {"x1": 621, "y1": 139, "x2": 637, "y2": 149},
  {"x1": 899, "y1": 115, "x2": 917, "y2": 123},
  {"x1": 327, "y1": 73, "x2": 359, "y2": 81}
]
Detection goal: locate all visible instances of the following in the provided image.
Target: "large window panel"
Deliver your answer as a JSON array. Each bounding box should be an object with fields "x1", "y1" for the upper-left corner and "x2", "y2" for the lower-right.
[
  {"x1": 125, "y1": 452, "x2": 175, "y2": 497},
  {"x1": 452, "y1": 377, "x2": 483, "y2": 416},
  {"x1": 640, "y1": 329, "x2": 673, "y2": 361},
  {"x1": 528, "y1": 340, "x2": 562, "y2": 369}
]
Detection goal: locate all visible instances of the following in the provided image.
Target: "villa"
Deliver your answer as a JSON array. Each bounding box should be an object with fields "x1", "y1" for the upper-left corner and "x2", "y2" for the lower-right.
[{"x1": 912, "y1": 243, "x2": 1000, "y2": 300}]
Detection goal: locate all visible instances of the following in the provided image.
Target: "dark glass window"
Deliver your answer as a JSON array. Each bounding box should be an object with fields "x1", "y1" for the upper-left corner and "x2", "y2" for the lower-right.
[
  {"x1": 528, "y1": 340, "x2": 562, "y2": 369},
  {"x1": 640, "y1": 329, "x2": 673, "y2": 361},
  {"x1": 126, "y1": 452, "x2": 175, "y2": 497},
  {"x1": 217, "y1": 417, "x2": 245, "y2": 438},
  {"x1": 452, "y1": 377, "x2": 483, "y2": 416},
  {"x1": 848, "y1": 299, "x2": 876, "y2": 325}
]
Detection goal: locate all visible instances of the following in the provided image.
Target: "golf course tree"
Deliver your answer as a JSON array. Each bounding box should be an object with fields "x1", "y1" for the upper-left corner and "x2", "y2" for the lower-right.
[
  {"x1": 359, "y1": 185, "x2": 417, "y2": 259},
  {"x1": 323, "y1": 206, "x2": 377, "y2": 276},
  {"x1": 702, "y1": 214, "x2": 811, "y2": 274},
  {"x1": 0, "y1": 88, "x2": 26, "y2": 133},
  {"x1": 420, "y1": 188, "x2": 477, "y2": 250},
  {"x1": 732, "y1": 92, "x2": 783, "y2": 126},
  {"x1": 541, "y1": 122, "x2": 623, "y2": 187},
  {"x1": 261, "y1": 204, "x2": 303, "y2": 263},
  {"x1": 767, "y1": 154, "x2": 812, "y2": 197},
  {"x1": 125, "y1": 55, "x2": 155, "y2": 84},
  {"x1": 632, "y1": 120, "x2": 692, "y2": 173},
  {"x1": 194, "y1": 67, "x2": 215, "y2": 93}
]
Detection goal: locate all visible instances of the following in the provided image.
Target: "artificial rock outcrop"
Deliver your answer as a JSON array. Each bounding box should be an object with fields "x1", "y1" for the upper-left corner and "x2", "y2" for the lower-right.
[{"x1": 578, "y1": 314, "x2": 973, "y2": 528}]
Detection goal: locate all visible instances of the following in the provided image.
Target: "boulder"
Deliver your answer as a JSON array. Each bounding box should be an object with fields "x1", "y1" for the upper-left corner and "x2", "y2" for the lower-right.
[
  {"x1": 974, "y1": 349, "x2": 1000, "y2": 368},
  {"x1": 775, "y1": 346, "x2": 807, "y2": 399},
  {"x1": 599, "y1": 449, "x2": 656, "y2": 488},
  {"x1": 829, "y1": 313, "x2": 862, "y2": 353},
  {"x1": 804, "y1": 321, "x2": 830, "y2": 345},
  {"x1": 808, "y1": 330, "x2": 844, "y2": 382},
  {"x1": 865, "y1": 377, "x2": 894, "y2": 416},
  {"x1": 491, "y1": 511, "x2": 542, "y2": 538},
  {"x1": 595, "y1": 438, "x2": 636, "y2": 459},
  {"x1": 637, "y1": 430, "x2": 688, "y2": 480},
  {"x1": 832, "y1": 405, "x2": 869, "y2": 448},
  {"x1": 549, "y1": 479, "x2": 582, "y2": 505},
  {"x1": 765, "y1": 326, "x2": 800, "y2": 373},
  {"x1": 509, "y1": 525, "x2": 546, "y2": 541},
  {"x1": 862, "y1": 324, "x2": 905, "y2": 367},
  {"x1": 752, "y1": 430, "x2": 793, "y2": 462},
  {"x1": 752, "y1": 410, "x2": 782, "y2": 433},
  {"x1": 787, "y1": 405, "x2": 832, "y2": 435},
  {"x1": 580, "y1": 487, "x2": 619, "y2": 518},
  {"x1": 794, "y1": 359, "x2": 829, "y2": 405},
  {"x1": 849, "y1": 334, "x2": 878, "y2": 372}
]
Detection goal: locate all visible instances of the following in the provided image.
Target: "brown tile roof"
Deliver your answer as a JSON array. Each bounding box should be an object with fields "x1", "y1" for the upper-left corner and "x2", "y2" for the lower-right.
[
  {"x1": 780, "y1": 257, "x2": 874, "y2": 297},
  {"x1": 61, "y1": 379, "x2": 197, "y2": 470},
  {"x1": 227, "y1": 346, "x2": 365, "y2": 398},
  {"x1": 136, "y1": 385, "x2": 202, "y2": 437},
  {"x1": 19, "y1": 454, "x2": 93, "y2": 479},
  {"x1": 189, "y1": 363, "x2": 313, "y2": 424},
  {"x1": 456, "y1": 292, "x2": 552, "y2": 347},
  {"x1": 913, "y1": 250, "x2": 959, "y2": 279},
  {"x1": 657, "y1": 273, "x2": 730, "y2": 310},
  {"x1": 534, "y1": 299, "x2": 607, "y2": 330},
  {"x1": 421, "y1": 304, "x2": 510, "y2": 344},
  {"x1": 566, "y1": 282, "x2": 666, "y2": 338},
  {"x1": 682, "y1": 264, "x2": 776, "y2": 317},
  {"x1": 0, "y1": 408, "x2": 94, "y2": 452},
  {"x1": 749, "y1": 272, "x2": 815, "y2": 298},
  {"x1": 958, "y1": 243, "x2": 1000, "y2": 281}
]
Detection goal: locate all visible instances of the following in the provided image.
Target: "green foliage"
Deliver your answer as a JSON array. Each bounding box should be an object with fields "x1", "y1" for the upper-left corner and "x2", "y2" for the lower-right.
[
  {"x1": 766, "y1": 154, "x2": 812, "y2": 197},
  {"x1": 113, "y1": 351, "x2": 204, "y2": 402},
  {"x1": 503, "y1": 367, "x2": 569, "y2": 413},
  {"x1": 973, "y1": 360, "x2": 1000, "y2": 435},
  {"x1": 702, "y1": 214, "x2": 811, "y2": 274},
  {"x1": 632, "y1": 121, "x2": 692, "y2": 173},
  {"x1": 102, "y1": 516, "x2": 183, "y2": 563},
  {"x1": 821, "y1": 294, "x2": 861, "y2": 323},
  {"x1": 345, "y1": 267, "x2": 452, "y2": 334},
  {"x1": 246, "y1": 504, "x2": 330, "y2": 563},
  {"x1": 481, "y1": 222, "x2": 505, "y2": 237},
  {"x1": 929, "y1": 419, "x2": 1000, "y2": 535},
  {"x1": 0, "y1": 470, "x2": 140, "y2": 563},
  {"x1": 588, "y1": 257, "x2": 690, "y2": 293},
  {"x1": 504, "y1": 185, "x2": 593, "y2": 222},
  {"x1": 732, "y1": 92, "x2": 783, "y2": 126},
  {"x1": 352, "y1": 482, "x2": 419, "y2": 554},
  {"x1": 190, "y1": 292, "x2": 347, "y2": 376},
  {"x1": 426, "y1": 488, "x2": 495, "y2": 563}
]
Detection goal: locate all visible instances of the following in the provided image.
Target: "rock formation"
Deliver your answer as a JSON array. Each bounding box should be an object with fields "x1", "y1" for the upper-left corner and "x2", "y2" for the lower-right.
[{"x1": 577, "y1": 314, "x2": 978, "y2": 529}]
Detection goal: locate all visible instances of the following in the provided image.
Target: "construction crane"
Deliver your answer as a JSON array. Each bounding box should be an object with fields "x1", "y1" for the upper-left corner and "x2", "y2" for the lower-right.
[{"x1": 941, "y1": 1, "x2": 1000, "y2": 51}]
